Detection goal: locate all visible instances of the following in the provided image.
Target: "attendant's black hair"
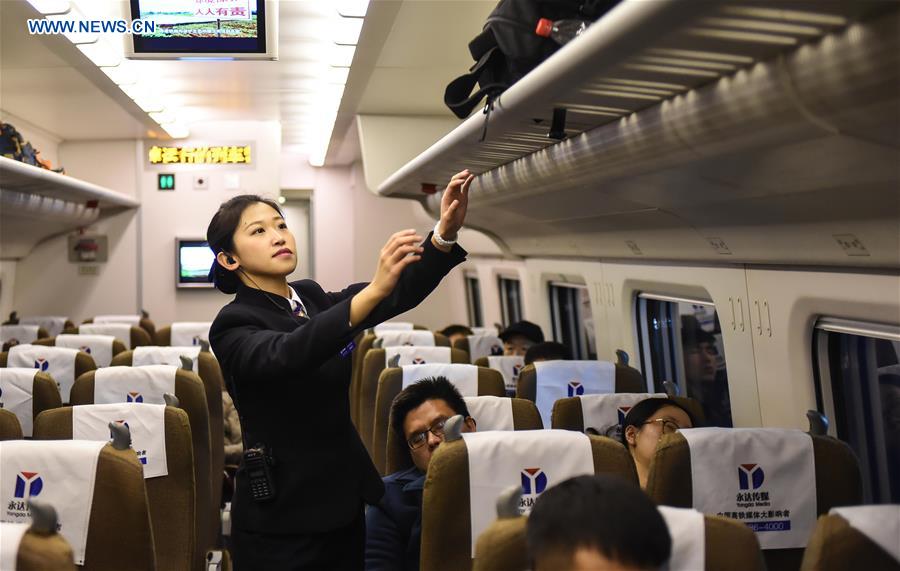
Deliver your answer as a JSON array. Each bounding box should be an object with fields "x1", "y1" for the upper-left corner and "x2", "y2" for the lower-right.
[
  {"x1": 526, "y1": 474, "x2": 671, "y2": 570},
  {"x1": 206, "y1": 194, "x2": 283, "y2": 294},
  {"x1": 620, "y1": 397, "x2": 697, "y2": 446},
  {"x1": 524, "y1": 341, "x2": 571, "y2": 365},
  {"x1": 390, "y1": 376, "x2": 470, "y2": 443}
]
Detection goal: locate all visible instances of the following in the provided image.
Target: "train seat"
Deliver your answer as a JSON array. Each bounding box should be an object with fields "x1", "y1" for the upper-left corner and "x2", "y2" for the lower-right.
[
  {"x1": 33, "y1": 334, "x2": 125, "y2": 368},
  {"x1": 3, "y1": 345, "x2": 96, "y2": 405},
  {"x1": 421, "y1": 420, "x2": 637, "y2": 571},
  {"x1": 800, "y1": 505, "x2": 900, "y2": 571},
  {"x1": 646, "y1": 427, "x2": 862, "y2": 571},
  {"x1": 35, "y1": 403, "x2": 198, "y2": 571},
  {"x1": 0, "y1": 437, "x2": 156, "y2": 570},
  {"x1": 0, "y1": 369, "x2": 62, "y2": 437},
  {"x1": 372, "y1": 363, "x2": 505, "y2": 474}
]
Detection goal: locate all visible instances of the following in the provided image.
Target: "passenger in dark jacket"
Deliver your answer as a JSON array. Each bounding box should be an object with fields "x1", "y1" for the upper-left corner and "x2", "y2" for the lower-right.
[{"x1": 366, "y1": 377, "x2": 477, "y2": 571}]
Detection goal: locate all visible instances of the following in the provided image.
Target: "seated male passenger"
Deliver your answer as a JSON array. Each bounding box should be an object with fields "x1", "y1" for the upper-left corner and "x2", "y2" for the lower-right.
[
  {"x1": 621, "y1": 397, "x2": 695, "y2": 489},
  {"x1": 499, "y1": 320, "x2": 544, "y2": 356},
  {"x1": 365, "y1": 377, "x2": 477, "y2": 571},
  {"x1": 524, "y1": 341, "x2": 571, "y2": 365},
  {"x1": 682, "y1": 315, "x2": 733, "y2": 427},
  {"x1": 439, "y1": 324, "x2": 473, "y2": 346},
  {"x1": 527, "y1": 474, "x2": 671, "y2": 571}
]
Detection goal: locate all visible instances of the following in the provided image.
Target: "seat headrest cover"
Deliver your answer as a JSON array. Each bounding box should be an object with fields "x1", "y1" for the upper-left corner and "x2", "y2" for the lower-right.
[
  {"x1": 374, "y1": 322, "x2": 413, "y2": 333},
  {"x1": 170, "y1": 322, "x2": 212, "y2": 347},
  {"x1": 94, "y1": 365, "x2": 177, "y2": 405},
  {"x1": 534, "y1": 361, "x2": 615, "y2": 428},
  {"x1": 0, "y1": 368, "x2": 38, "y2": 436},
  {"x1": 0, "y1": 440, "x2": 106, "y2": 565},
  {"x1": 1, "y1": 325, "x2": 41, "y2": 345},
  {"x1": 466, "y1": 335, "x2": 504, "y2": 363},
  {"x1": 0, "y1": 522, "x2": 29, "y2": 569},
  {"x1": 93, "y1": 315, "x2": 141, "y2": 326},
  {"x1": 375, "y1": 330, "x2": 435, "y2": 347},
  {"x1": 73, "y1": 403, "x2": 169, "y2": 479},
  {"x1": 56, "y1": 335, "x2": 116, "y2": 368},
  {"x1": 463, "y1": 429, "x2": 595, "y2": 556},
  {"x1": 8, "y1": 345, "x2": 79, "y2": 402},
  {"x1": 579, "y1": 393, "x2": 666, "y2": 434},
  {"x1": 464, "y1": 396, "x2": 514, "y2": 431},
  {"x1": 402, "y1": 364, "x2": 478, "y2": 394},
  {"x1": 680, "y1": 427, "x2": 816, "y2": 549},
  {"x1": 133, "y1": 346, "x2": 201, "y2": 372},
  {"x1": 20, "y1": 317, "x2": 67, "y2": 338},
  {"x1": 471, "y1": 326, "x2": 500, "y2": 337},
  {"x1": 658, "y1": 506, "x2": 705, "y2": 571},
  {"x1": 79, "y1": 323, "x2": 132, "y2": 349},
  {"x1": 383, "y1": 346, "x2": 452, "y2": 367},
  {"x1": 830, "y1": 506, "x2": 900, "y2": 562},
  {"x1": 486, "y1": 355, "x2": 524, "y2": 394}
]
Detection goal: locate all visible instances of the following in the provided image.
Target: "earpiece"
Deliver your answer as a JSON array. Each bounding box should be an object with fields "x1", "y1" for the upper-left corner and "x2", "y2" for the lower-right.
[{"x1": 227, "y1": 256, "x2": 236, "y2": 264}]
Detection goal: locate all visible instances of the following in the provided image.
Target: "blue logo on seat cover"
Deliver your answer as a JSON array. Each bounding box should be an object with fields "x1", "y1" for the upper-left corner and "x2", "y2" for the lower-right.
[
  {"x1": 79, "y1": 346, "x2": 92, "y2": 354},
  {"x1": 127, "y1": 392, "x2": 143, "y2": 403},
  {"x1": 512, "y1": 364, "x2": 523, "y2": 381},
  {"x1": 14, "y1": 472, "x2": 43, "y2": 499},
  {"x1": 34, "y1": 358, "x2": 49, "y2": 372},
  {"x1": 567, "y1": 381, "x2": 584, "y2": 397},
  {"x1": 521, "y1": 468, "x2": 548, "y2": 495},
  {"x1": 738, "y1": 464, "x2": 765, "y2": 490}
]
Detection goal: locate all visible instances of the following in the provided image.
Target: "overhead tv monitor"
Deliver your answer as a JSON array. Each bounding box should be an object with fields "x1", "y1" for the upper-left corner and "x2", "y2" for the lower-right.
[
  {"x1": 176, "y1": 238, "x2": 215, "y2": 288},
  {"x1": 127, "y1": 0, "x2": 277, "y2": 60}
]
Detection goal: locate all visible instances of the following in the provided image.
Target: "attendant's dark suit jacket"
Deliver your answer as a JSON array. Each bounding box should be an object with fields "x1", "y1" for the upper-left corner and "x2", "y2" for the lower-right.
[{"x1": 209, "y1": 233, "x2": 466, "y2": 535}]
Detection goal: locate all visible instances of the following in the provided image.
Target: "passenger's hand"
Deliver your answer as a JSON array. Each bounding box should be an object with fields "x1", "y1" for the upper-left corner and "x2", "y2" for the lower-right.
[
  {"x1": 437, "y1": 169, "x2": 473, "y2": 242},
  {"x1": 369, "y1": 230, "x2": 424, "y2": 298}
]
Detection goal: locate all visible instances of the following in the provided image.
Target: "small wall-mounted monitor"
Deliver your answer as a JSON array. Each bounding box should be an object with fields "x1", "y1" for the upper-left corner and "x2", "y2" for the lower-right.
[
  {"x1": 127, "y1": 0, "x2": 278, "y2": 60},
  {"x1": 176, "y1": 238, "x2": 215, "y2": 288}
]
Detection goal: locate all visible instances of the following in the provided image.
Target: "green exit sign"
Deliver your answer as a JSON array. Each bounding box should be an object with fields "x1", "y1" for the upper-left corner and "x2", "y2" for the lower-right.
[{"x1": 158, "y1": 173, "x2": 175, "y2": 191}]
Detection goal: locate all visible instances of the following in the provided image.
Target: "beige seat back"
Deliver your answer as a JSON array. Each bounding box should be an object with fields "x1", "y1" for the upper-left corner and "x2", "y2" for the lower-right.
[
  {"x1": 0, "y1": 369, "x2": 62, "y2": 437},
  {"x1": 551, "y1": 394, "x2": 706, "y2": 432},
  {"x1": 647, "y1": 431, "x2": 862, "y2": 571},
  {"x1": 70, "y1": 367, "x2": 215, "y2": 559},
  {"x1": 33, "y1": 336, "x2": 127, "y2": 367},
  {"x1": 359, "y1": 345, "x2": 465, "y2": 454},
  {"x1": 0, "y1": 408, "x2": 23, "y2": 439},
  {"x1": 1, "y1": 348, "x2": 96, "y2": 405},
  {"x1": 372, "y1": 366, "x2": 506, "y2": 474},
  {"x1": 421, "y1": 429, "x2": 637, "y2": 571},
  {"x1": 800, "y1": 509, "x2": 900, "y2": 571},
  {"x1": 112, "y1": 348, "x2": 225, "y2": 520},
  {"x1": 34, "y1": 405, "x2": 197, "y2": 570}
]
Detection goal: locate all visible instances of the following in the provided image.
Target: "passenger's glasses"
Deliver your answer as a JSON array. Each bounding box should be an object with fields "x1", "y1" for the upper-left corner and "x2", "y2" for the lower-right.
[
  {"x1": 407, "y1": 417, "x2": 448, "y2": 450},
  {"x1": 643, "y1": 418, "x2": 682, "y2": 434}
]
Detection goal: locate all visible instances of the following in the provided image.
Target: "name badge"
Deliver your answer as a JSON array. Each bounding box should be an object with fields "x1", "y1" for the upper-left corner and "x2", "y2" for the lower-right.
[{"x1": 339, "y1": 341, "x2": 356, "y2": 359}]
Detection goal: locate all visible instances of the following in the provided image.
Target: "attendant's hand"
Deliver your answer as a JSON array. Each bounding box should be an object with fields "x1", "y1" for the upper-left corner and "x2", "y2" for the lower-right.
[
  {"x1": 436, "y1": 169, "x2": 473, "y2": 242},
  {"x1": 369, "y1": 229, "x2": 424, "y2": 299}
]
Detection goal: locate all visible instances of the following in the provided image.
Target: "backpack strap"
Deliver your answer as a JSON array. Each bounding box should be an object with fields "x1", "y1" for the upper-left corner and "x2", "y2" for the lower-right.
[{"x1": 444, "y1": 45, "x2": 509, "y2": 120}]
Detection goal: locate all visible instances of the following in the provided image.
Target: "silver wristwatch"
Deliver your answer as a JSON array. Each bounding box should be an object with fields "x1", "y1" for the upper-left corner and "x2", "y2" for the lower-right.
[{"x1": 432, "y1": 222, "x2": 458, "y2": 246}]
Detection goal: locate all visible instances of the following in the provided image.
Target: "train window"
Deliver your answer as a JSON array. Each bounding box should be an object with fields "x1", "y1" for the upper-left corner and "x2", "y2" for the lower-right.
[
  {"x1": 636, "y1": 293, "x2": 733, "y2": 427},
  {"x1": 498, "y1": 276, "x2": 522, "y2": 326},
  {"x1": 465, "y1": 273, "x2": 483, "y2": 327},
  {"x1": 548, "y1": 283, "x2": 597, "y2": 360},
  {"x1": 814, "y1": 318, "x2": 900, "y2": 504}
]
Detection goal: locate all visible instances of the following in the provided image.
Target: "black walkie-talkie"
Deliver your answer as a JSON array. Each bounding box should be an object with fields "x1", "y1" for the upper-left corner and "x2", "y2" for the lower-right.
[{"x1": 243, "y1": 445, "x2": 276, "y2": 502}]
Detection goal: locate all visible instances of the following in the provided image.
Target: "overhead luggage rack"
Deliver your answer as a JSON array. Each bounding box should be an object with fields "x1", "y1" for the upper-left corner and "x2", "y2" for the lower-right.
[
  {"x1": 377, "y1": 0, "x2": 892, "y2": 201},
  {"x1": 1, "y1": 156, "x2": 139, "y2": 260}
]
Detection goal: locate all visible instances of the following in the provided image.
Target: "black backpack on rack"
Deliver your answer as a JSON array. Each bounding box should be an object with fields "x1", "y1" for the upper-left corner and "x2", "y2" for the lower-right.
[{"x1": 443, "y1": 0, "x2": 620, "y2": 120}]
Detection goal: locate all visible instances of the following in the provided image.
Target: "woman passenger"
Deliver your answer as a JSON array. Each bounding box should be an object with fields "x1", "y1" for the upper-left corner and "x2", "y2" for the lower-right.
[{"x1": 621, "y1": 397, "x2": 696, "y2": 489}]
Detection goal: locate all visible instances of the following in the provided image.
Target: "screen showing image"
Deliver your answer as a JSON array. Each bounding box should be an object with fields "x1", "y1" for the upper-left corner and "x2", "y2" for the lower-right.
[
  {"x1": 178, "y1": 239, "x2": 215, "y2": 287},
  {"x1": 131, "y1": 0, "x2": 266, "y2": 54}
]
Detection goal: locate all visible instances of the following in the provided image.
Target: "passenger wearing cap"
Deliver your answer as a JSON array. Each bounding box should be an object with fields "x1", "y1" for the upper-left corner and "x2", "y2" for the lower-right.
[
  {"x1": 621, "y1": 397, "x2": 696, "y2": 489},
  {"x1": 499, "y1": 320, "x2": 544, "y2": 357},
  {"x1": 438, "y1": 324, "x2": 473, "y2": 346},
  {"x1": 527, "y1": 474, "x2": 671, "y2": 571},
  {"x1": 365, "y1": 377, "x2": 477, "y2": 571},
  {"x1": 682, "y1": 315, "x2": 733, "y2": 427}
]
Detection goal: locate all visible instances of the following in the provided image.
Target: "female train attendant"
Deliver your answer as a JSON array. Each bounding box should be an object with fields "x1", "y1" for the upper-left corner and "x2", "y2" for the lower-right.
[{"x1": 207, "y1": 170, "x2": 474, "y2": 570}]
